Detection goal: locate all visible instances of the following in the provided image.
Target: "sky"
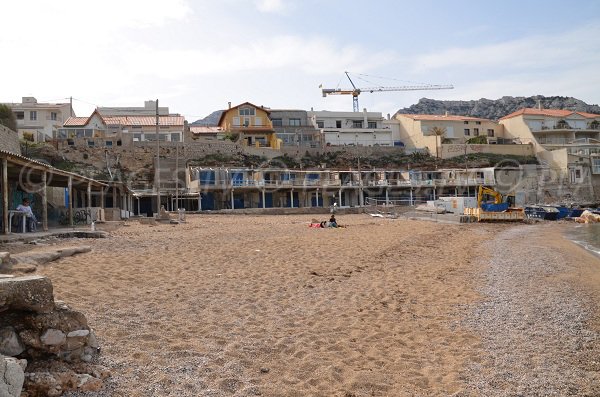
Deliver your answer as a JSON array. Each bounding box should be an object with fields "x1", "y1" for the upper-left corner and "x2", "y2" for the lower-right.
[{"x1": 1, "y1": 0, "x2": 599, "y2": 121}]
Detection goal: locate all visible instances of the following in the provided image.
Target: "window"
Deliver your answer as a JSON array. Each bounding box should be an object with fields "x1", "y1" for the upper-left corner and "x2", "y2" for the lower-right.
[
  {"x1": 133, "y1": 134, "x2": 142, "y2": 141},
  {"x1": 87, "y1": 140, "x2": 95, "y2": 147},
  {"x1": 117, "y1": 140, "x2": 122, "y2": 146},
  {"x1": 474, "y1": 128, "x2": 479, "y2": 136},
  {"x1": 464, "y1": 129, "x2": 470, "y2": 136},
  {"x1": 51, "y1": 112, "x2": 57, "y2": 121},
  {"x1": 15, "y1": 111, "x2": 24, "y2": 120},
  {"x1": 336, "y1": 120, "x2": 342, "y2": 128},
  {"x1": 272, "y1": 118, "x2": 283, "y2": 127},
  {"x1": 132, "y1": 125, "x2": 142, "y2": 129},
  {"x1": 576, "y1": 169, "x2": 581, "y2": 179},
  {"x1": 475, "y1": 121, "x2": 481, "y2": 125},
  {"x1": 289, "y1": 118, "x2": 301, "y2": 126},
  {"x1": 171, "y1": 133, "x2": 180, "y2": 142},
  {"x1": 352, "y1": 120, "x2": 363, "y2": 128},
  {"x1": 67, "y1": 139, "x2": 74, "y2": 146},
  {"x1": 105, "y1": 141, "x2": 113, "y2": 147},
  {"x1": 30, "y1": 111, "x2": 37, "y2": 121},
  {"x1": 593, "y1": 159, "x2": 600, "y2": 174},
  {"x1": 368, "y1": 121, "x2": 377, "y2": 129},
  {"x1": 487, "y1": 129, "x2": 494, "y2": 137},
  {"x1": 239, "y1": 107, "x2": 255, "y2": 116},
  {"x1": 463, "y1": 121, "x2": 469, "y2": 125},
  {"x1": 316, "y1": 120, "x2": 324, "y2": 128}
]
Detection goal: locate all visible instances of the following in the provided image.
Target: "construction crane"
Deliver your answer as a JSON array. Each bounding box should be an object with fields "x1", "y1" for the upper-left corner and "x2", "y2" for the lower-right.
[{"x1": 321, "y1": 71, "x2": 454, "y2": 112}]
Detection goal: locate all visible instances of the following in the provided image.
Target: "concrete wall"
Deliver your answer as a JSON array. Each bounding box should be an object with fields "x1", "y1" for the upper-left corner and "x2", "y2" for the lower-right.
[
  {"x1": 440, "y1": 143, "x2": 534, "y2": 159},
  {"x1": 0, "y1": 125, "x2": 21, "y2": 154}
]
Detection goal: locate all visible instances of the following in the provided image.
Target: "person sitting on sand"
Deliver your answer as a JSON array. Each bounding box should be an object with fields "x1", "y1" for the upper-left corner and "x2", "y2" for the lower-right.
[{"x1": 329, "y1": 214, "x2": 338, "y2": 228}]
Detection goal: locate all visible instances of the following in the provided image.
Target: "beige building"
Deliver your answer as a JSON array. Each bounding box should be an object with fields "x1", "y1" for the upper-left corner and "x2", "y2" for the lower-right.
[
  {"x1": 395, "y1": 113, "x2": 504, "y2": 154},
  {"x1": 2, "y1": 97, "x2": 74, "y2": 142},
  {"x1": 499, "y1": 108, "x2": 600, "y2": 173},
  {"x1": 58, "y1": 110, "x2": 185, "y2": 147}
]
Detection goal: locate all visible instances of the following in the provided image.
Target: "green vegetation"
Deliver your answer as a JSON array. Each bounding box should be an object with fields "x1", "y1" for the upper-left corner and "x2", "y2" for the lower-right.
[
  {"x1": 0, "y1": 104, "x2": 17, "y2": 132},
  {"x1": 466, "y1": 136, "x2": 488, "y2": 144}
]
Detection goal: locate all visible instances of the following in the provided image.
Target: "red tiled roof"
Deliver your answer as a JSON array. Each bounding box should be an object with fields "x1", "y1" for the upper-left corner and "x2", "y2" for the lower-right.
[
  {"x1": 397, "y1": 114, "x2": 492, "y2": 122},
  {"x1": 104, "y1": 116, "x2": 184, "y2": 126},
  {"x1": 63, "y1": 112, "x2": 184, "y2": 127},
  {"x1": 63, "y1": 117, "x2": 90, "y2": 126},
  {"x1": 190, "y1": 126, "x2": 222, "y2": 134},
  {"x1": 500, "y1": 108, "x2": 600, "y2": 120}
]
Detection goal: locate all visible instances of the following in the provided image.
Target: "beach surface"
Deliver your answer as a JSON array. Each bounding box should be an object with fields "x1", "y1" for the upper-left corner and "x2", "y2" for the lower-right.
[{"x1": 29, "y1": 214, "x2": 599, "y2": 396}]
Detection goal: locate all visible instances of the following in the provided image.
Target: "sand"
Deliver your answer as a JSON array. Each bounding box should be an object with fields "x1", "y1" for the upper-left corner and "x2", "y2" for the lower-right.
[{"x1": 29, "y1": 215, "x2": 599, "y2": 396}]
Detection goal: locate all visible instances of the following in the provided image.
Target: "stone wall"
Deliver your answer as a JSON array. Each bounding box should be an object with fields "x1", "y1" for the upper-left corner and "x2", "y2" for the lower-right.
[
  {"x1": 0, "y1": 125, "x2": 21, "y2": 155},
  {"x1": 0, "y1": 275, "x2": 108, "y2": 396},
  {"x1": 440, "y1": 143, "x2": 535, "y2": 159}
]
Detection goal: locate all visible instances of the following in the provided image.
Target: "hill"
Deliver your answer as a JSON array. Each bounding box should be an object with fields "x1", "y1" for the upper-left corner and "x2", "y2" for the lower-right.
[
  {"x1": 191, "y1": 110, "x2": 224, "y2": 126},
  {"x1": 395, "y1": 95, "x2": 600, "y2": 120}
]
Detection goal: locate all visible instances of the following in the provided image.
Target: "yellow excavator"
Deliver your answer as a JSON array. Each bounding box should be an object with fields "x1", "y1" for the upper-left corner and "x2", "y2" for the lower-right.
[{"x1": 464, "y1": 186, "x2": 523, "y2": 222}]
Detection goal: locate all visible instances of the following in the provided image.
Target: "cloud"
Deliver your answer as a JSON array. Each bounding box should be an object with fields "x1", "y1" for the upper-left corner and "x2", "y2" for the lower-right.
[
  {"x1": 412, "y1": 23, "x2": 600, "y2": 73},
  {"x1": 255, "y1": 0, "x2": 287, "y2": 13}
]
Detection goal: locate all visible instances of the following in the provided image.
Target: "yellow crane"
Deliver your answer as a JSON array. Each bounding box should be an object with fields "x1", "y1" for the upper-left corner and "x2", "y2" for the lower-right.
[{"x1": 321, "y1": 71, "x2": 454, "y2": 112}]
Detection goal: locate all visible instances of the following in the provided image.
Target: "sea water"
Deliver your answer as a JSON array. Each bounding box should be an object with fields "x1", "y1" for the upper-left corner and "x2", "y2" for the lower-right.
[{"x1": 568, "y1": 224, "x2": 600, "y2": 257}]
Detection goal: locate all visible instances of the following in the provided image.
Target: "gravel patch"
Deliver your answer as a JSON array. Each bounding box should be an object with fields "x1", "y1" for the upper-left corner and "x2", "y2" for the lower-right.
[{"x1": 461, "y1": 225, "x2": 600, "y2": 396}]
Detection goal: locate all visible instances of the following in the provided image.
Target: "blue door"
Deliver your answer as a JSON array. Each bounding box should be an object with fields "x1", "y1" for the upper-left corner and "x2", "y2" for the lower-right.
[
  {"x1": 286, "y1": 192, "x2": 299, "y2": 208},
  {"x1": 259, "y1": 192, "x2": 273, "y2": 208},
  {"x1": 233, "y1": 194, "x2": 244, "y2": 209},
  {"x1": 200, "y1": 192, "x2": 215, "y2": 210},
  {"x1": 231, "y1": 172, "x2": 244, "y2": 186},
  {"x1": 311, "y1": 194, "x2": 323, "y2": 207}
]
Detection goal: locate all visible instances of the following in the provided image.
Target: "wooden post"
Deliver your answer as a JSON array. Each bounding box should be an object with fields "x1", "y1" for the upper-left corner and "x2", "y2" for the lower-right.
[
  {"x1": 42, "y1": 171, "x2": 48, "y2": 231},
  {"x1": 112, "y1": 185, "x2": 117, "y2": 208},
  {"x1": 2, "y1": 158, "x2": 8, "y2": 234},
  {"x1": 100, "y1": 187, "x2": 105, "y2": 209},
  {"x1": 197, "y1": 192, "x2": 202, "y2": 211},
  {"x1": 87, "y1": 182, "x2": 91, "y2": 209},
  {"x1": 68, "y1": 176, "x2": 73, "y2": 227}
]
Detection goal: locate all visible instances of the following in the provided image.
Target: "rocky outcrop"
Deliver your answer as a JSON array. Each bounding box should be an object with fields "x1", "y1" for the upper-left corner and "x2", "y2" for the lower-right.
[
  {"x1": 0, "y1": 355, "x2": 27, "y2": 397},
  {"x1": 0, "y1": 276, "x2": 108, "y2": 396},
  {"x1": 396, "y1": 95, "x2": 600, "y2": 120},
  {"x1": 191, "y1": 109, "x2": 224, "y2": 126}
]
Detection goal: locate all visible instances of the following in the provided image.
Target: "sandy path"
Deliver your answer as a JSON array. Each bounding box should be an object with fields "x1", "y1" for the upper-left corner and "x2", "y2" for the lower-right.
[{"x1": 36, "y1": 214, "x2": 491, "y2": 396}]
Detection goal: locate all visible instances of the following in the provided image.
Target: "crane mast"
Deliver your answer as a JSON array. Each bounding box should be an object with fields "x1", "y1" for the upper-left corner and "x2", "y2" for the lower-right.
[{"x1": 321, "y1": 72, "x2": 454, "y2": 112}]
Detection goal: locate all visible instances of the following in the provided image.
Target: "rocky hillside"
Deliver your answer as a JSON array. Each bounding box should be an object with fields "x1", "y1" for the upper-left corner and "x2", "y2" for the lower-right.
[
  {"x1": 191, "y1": 110, "x2": 223, "y2": 126},
  {"x1": 395, "y1": 96, "x2": 600, "y2": 120}
]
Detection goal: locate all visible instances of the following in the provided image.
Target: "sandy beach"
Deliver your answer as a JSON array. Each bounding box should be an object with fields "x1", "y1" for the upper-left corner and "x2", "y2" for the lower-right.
[{"x1": 26, "y1": 214, "x2": 599, "y2": 396}]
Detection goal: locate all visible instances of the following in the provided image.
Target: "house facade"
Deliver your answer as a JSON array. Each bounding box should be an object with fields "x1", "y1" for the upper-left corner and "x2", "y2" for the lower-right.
[
  {"x1": 308, "y1": 109, "x2": 397, "y2": 147},
  {"x1": 395, "y1": 113, "x2": 504, "y2": 154},
  {"x1": 3, "y1": 97, "x2": 74, "y2": 142},
  {"x1": 58, "y1": 110, "x2": 185, "y2": 147},
  {"x1": 269, "y1": 109, "x2": 321, "y2": 148},
  {"x1": 218, "y1": 102, "x2": 281, "y2": 149},
  {"x1": 500, "y1": 108, "x2": 600, "y2": 176}
]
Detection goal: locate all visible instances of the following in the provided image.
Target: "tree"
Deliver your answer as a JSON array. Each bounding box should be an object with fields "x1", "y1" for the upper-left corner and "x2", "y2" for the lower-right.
[
  {"x1": 0, "y1": 104, "x2": 17, "y2": 132},
  {"x1": 429, "y1": 126, "x2": 447, "y2": 159}
]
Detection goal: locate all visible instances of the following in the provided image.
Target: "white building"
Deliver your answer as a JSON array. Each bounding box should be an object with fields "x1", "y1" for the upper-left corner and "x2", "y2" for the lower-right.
[
  {"x1": 308, "y1": 109, "x2": 400, "y2": 147},
  {"x1": 2, "y1": 97, "x2": 74, "y2": 142}
]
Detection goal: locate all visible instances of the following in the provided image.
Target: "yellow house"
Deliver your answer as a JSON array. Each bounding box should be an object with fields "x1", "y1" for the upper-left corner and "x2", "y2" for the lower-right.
[{"x1": 218, "y1": 102, "x2": 281, "y2": 149}]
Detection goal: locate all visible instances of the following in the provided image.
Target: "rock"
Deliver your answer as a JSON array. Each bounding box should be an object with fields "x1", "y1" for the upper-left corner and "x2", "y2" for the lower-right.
[
  {"x1": 87, "y1": 330, "x2": 98, "y2": 349},
  {"x1": 0, "y1": 355, "x2": 25, "y2": 397},
  {"x1": 76, "y1": 373, "x2": 102, "y2": 392},
  {"x1": 0, "y1": 327, "x2": 25, "y2": 356},
  {"x1": 57, "y1": 246, "x2": 91, "y2": 259},
  {"x1": 40, "y1": 329, "x2": 66, "y2": 346},
  {"x1": 8, "y1": 264, "x2": 37, "y2": 273},
  {"x1": 66, "y1": 330, "x2": 89, "y2": 338},
  {"x1": 0, "y1": 276, "x2": 55, "y2": 314}
]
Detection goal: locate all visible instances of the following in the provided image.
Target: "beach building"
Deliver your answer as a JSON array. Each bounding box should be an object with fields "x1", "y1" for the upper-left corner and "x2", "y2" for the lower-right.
[
  {"x1": 174, "y1": 166, "x2": 497, "y2": 211},
  {"x1": 2, "y1": 97, "x2": 74, "y2": 143},
  {"x1": 268, "y1": 109, "x2": 322, "y2": 148},
  {"x1": 57, "y1": 110, "x2": 185, "y2": 147},
  {"x1": 308, "y1": 109, "x2": 398, "y2": 147},
  {"x1": 218, "y1": 102, "x2": 281, "y2": 149}
]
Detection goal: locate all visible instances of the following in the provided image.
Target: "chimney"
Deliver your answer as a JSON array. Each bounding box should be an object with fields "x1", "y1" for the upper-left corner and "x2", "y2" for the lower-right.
[
  {"x1": 444, "y1": 111, "x2": 449, "y2": 117},
  {"x1": 228, "y1": 102, "x2": 232, "y2": 109},
  {"x1": 387, "y1": 113, "x2": 390, "y2": 120}
]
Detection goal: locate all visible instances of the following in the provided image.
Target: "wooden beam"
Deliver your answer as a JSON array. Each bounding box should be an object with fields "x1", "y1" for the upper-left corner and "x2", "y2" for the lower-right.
[
  {"x1": 2, "y1": 158, "x2": 8, "y2": 234},
  {"x1": 68, "y1": 176, "x2": 73, "y2": 227},
  {"x1": 42, "y1": 171, "x2": 48, "y2": 232},
  {"x1": 87, "y1": 182, "x2": 91, "y2": 209}
]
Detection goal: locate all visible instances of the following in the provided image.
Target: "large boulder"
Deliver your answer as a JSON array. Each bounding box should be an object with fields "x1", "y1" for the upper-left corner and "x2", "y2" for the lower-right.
[
  {"x1": 0, "y1": 354, "x2": 27, "y2": 397},
  {"x1": 0, "y1": 276, "x2": 54, "y2": 314}
]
